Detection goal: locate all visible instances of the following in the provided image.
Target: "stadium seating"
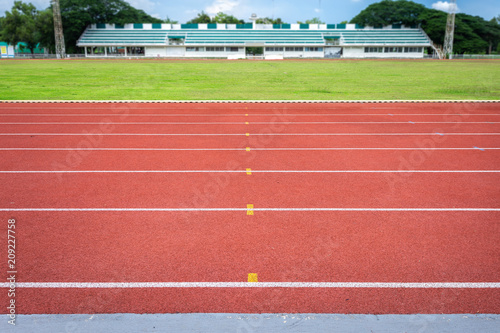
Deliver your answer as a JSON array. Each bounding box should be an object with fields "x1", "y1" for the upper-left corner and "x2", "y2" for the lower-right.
[{"x1": 78, "y1": 27, "x2": 430, "y2": 46}]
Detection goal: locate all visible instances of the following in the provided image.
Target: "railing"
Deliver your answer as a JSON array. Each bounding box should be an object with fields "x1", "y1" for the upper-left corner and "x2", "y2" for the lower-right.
[{"x1": 419, "y1": 27, "x2": 444, "y2": 59}]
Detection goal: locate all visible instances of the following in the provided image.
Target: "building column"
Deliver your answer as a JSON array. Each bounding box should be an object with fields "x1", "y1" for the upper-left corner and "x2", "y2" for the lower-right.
[
  {"x1": 104, "y1": 47, "x2": 107, "y2": 57},
  {"x1": 124, "y1": 47, "x2": 127, "y2": 57},
  {"x1": 84, "y1": 47, "x2": 87, "y2": 57}
]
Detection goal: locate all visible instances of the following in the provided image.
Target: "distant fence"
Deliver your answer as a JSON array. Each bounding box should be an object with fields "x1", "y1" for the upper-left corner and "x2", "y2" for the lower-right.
[
  {"x1": 452, "y1": 54, "x2": 500, "y2": 59},
  {"x1": 13, "y1": 53, "x2": 86, "y2": 59},
  {"x1": 8, "y1": 53, "x2": 500, "y2": 60}
]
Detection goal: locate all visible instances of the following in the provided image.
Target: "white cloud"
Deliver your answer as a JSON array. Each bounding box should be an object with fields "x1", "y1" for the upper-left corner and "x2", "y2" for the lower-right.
[
  {"x1": 205, "y1": 0, "x2": 240, "y2": 16},
  {"x1": 314, "y1": 8, "x2": 321, "y2": 13},
  {"x1": 432, "y1": 1, "x2": 459, "y2": 13},
  {"x1": 127, "y1": 0, "x2": 157, "y2": 13}
]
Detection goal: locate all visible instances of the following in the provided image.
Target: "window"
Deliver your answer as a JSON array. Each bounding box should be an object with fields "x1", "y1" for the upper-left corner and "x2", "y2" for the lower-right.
[
  {"x1": 106, "y1": 47, "x2": 126, "y2": 56},
  {"x1": 226, "y1": 47, "x2": 239, "y2": 52},
  {"x1": 186, "y1": 47, "x2": 204, "y2": 52},
  {"x1": 305, "y1": 47, "x2": 323, "y2": 52},
  {"x1": 126, "y1": 47, "x2": 144, "y2": 56},
  {"x1": 88, "y1": 47, "x2": 105, "y2": 55},
  {"x1": 384, "y1": 47, "x2": 403, "y2": 53},
  {"x1": 404, "y1": 47, "x2": 423, "y2": 53},
  {"x1": 265, "y1": 47, "x2": 284, "y2": 52},
  {"x1": 285, "y1": 47, "x2": 303, "y2": 52},
  {"x1": 364, "y1": 47, "x2": 384, "y2": 53},
  {"x1": 206, "y1": 47, "x2": 224, "y2": 52}
]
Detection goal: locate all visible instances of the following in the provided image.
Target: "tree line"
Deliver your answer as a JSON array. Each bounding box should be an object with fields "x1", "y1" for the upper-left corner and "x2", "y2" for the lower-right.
[
  {"x1": 350, "y1": 0, "x2": 500, "y2": 54},
  {"x1": 0, "y1": 0, "x2": 498, "y2": 55}
]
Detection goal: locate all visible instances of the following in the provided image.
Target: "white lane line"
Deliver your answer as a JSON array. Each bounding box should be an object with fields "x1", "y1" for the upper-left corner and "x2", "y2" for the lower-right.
[
  {"x1": 1, "y1": 122, "x2": 497, "y2": 125},
  {"x1": 1, "y1": 148, "x2": 499, "y2": 151},
  {"x1": 0, "y1": 282, "x2": 498, "y2": 288},
  {"x1": 1, "y1": 170, "x2": 499, "y2": 174},
  {"x1": 0, "y1": 208, "x2": 498, "y2": 212},
  {"x1": 0, "y1": 133, "x2": 499, "y2": 136}
]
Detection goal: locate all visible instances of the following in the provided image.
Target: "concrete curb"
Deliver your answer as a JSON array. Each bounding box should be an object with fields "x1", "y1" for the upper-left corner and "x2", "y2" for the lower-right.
[{"x1": 2, "y1": 314, "x2": 499, "y2": 333}]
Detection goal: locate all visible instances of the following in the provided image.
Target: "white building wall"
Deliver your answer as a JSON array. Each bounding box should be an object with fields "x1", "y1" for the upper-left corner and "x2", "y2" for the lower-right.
[
  {"x1": 184, "y1": 47, "x2": 245, "y2": 58},
  {"x1": 283, "y1": 51, "x2": 305, "y2": 58},
  {"x1": 343, "y1": 46, "x2": 425, "y2": 58},
  {"x1": 302, "y1": 50, "x2": 324, "y2": 58},
  {"x1": 343, "y1": 47, "x2": 365, "y2": 58},
  {"x1": 166, "y1": 47, "x2": 185, "y2": 57},
  {"x1": 145, "y1": 47, "x2": 168, "y2": 57}
]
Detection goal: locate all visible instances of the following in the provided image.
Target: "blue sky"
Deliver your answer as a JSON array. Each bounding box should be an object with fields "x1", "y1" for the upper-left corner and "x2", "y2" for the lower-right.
[{"x1": 1, "y1": 0, "x2": 498, "y2": 23}]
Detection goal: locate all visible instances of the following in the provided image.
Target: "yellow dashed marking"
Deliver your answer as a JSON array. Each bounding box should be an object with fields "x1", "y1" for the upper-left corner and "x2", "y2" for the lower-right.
[
  {"x1": 248, "y1": 273, "x2": 258, "y2": 282},
  {"x1": 245, "y1": 122, "x2": 249, "y2": 125},
  {"x1": 247, "y1": 204, "x2": 254, "y2": 215},
  {"x1": 246, "y1": 147, "x2": 251, "y2": 151},
  {"x1": 246, "y1": 168, "x2": 252, "y2": 175},
  {"x1": 245, "y1": 114, "x2": 248, "y2": 116},
  {"x1": 246, "y1": 133, "x2": 250, "y2": 137}
]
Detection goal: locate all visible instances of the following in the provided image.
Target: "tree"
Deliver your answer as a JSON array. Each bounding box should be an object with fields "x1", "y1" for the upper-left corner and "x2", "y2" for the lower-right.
[
  {"x1": 36, "y1": 8, "x2": 55, "y2": 54},
  {"x1": 186, "y1": 11, "x2": 212, "y2": 24},
  {"x1": 164, "y1": 16, "x2": 178, "y2": 24},
  {"x1": 297, "y1": 17, "x2": 325, "y2": 24},
  {"x1": 213, "y1": 12, "x2": 243, "y2": 24},
  {"x1": 350, "y1": 0, "x2": 426, "y2": 26},
  {"x1": 58, "y1": 0, "x2": 163, "y2": 53},
  {"x1": 1, "y1": 1, "x2": 43, "y2": 56},
  {"x1": 256, "y1": 17, "x2": 287, "y2": 24},
  {"x1": 350, "y1": 0, "x2": 500, "y2": 54}
]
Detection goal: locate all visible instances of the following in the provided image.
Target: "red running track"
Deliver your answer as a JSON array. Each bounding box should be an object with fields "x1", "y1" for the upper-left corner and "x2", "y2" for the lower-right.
[{"x1": 0, "y1": 102, "x2": 499, "y2": 314}]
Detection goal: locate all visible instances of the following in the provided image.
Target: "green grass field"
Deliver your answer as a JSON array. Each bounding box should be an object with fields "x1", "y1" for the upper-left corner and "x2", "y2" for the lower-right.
[{"x1": 0, "y1": 59, "x2": 498, "y2": 100}]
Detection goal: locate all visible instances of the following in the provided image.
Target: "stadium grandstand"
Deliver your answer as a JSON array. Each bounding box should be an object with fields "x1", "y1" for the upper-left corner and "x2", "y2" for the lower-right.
[{"x1": 77, "y1": 22, "x2": 433, "y2": 59}]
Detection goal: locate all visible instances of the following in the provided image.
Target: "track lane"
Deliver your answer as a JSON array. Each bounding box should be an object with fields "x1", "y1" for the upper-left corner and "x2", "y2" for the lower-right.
[
  {"x1": 3, "y1": 288, "x2": 498, "y2": 314},
  {"x1": 1, "y1": 102, "x2": 499, "y2": 115},
  {"x1": 1, "y1": 173, "x2": 498, "y2": 208},
  {"x1": 0, "y1": 135, "x2": 498, "y2": 149},
  {"x1": 0, "y1": 150, "x2": 498, "y2": 171},
  {"x1": 0, "y1": 212, "x2": 499, "y2": 314},
  {"x1": 1, "y1": 115, "x2": 499, "y2": 122},
  {"x1": 2, "y1": 211, "x2": 498, "y2": 282},
  {"x1": 0, "y1": 123, "x2": 498, "y2": 135}
]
